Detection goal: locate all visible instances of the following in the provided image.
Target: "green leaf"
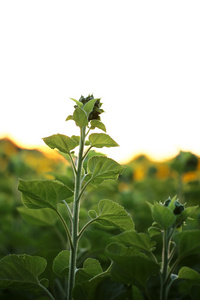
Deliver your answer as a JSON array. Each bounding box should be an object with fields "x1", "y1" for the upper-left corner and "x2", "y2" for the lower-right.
[
  {"x1": 112, "y1": 230, "x2": 155, "y2": 253},
  {"x1": 89, "y1": 199, "x2": 134, "y2": 231},
  {"x1": 52, "y1": 250, "x2": 70, "y2": 278},
  {"x1": 76, "y1": 258, "x2": 103, "y2": 285},
  {"x1": 66, "y1": 115, "x2": 73, "y2": 121},
  {"x1": 82, "y1": 258, "x2": 103, "y2": 276},
  {"x1": 167, "y1": 195, "x2": 177, "y2": 212},
  {"x1": 85, "y1": 156, "x2": 124, "y2": 186},
  {"x1": 73, "y1": 106, "x2": 88, "y2": 127},
  {"x1": 73, "y1": 276, "x2": 120, "y2": 300},
  {"x1": 90, "y1": 120, "x2": 106, "y2": 132},
  {"x1": 89, "y1": 133, "x2": 119, "y2": 148},
  {"x1": 107, "y1": 243, "x2": 159, "y2": 289},
  {"x1": 71, "y1": 135, "x2": 80, "y2": 145},
  {"x1": 173, "y1": 230, "x2": 200, "y2": 260},
  {"x1": 152, "y1": 203, "x2": 176, "y2": 230},
  {"x1": 83, "y1": 99, "x2": 97, "y2": 117},
  {"x1": 148, "y1": 226, "x2": 162, "y2": 237},
  {"x1": 51, "y1": 172, "x2": 74, "y2": 191},
  {"x1": 0, "y1": 254, "x2": 47, "y2": 291},
  {"x1": 178, "y1": 267, "x2": 200, "y2": 283},
  {"x1": 17, "y1": 206, "x2": 58, "y2": 226},
  {"x1": 18, "y1": 179, "x2": 73, "y2": 210},
  {"x1": 88, "y1": 210, "x2": 97, "y2": 219},
  {"x1": 70, "y1": 98, "x2": 83, "y2": 107},
  {"x1": 43, "y1": 134, "x2": 78, "y2": 154},
  {"x1": 177, "y1": 267, "x2": 200, "y2": 296}
]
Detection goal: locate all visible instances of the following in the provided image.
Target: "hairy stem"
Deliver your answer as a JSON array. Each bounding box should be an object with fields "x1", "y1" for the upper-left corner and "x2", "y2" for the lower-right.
[
  {"x1": 160, "y1": 229, "x2": 170, "y2": 300},
  {"x1": 67, "y1": 127, "x2": 86, "y2": 300}
]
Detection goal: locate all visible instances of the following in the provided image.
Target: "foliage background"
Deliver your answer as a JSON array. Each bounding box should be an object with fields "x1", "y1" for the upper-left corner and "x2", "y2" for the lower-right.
[{"x1": 1, "y1": 137, "x2": 200, "y2": 299}]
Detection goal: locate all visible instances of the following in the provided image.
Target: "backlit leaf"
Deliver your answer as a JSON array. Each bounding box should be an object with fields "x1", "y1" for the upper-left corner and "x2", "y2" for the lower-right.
[
  {"x1": 107, "y1": 243, "x2": 159, "y2": 289},
  {"x1": 18, "y1": 179, "x2": 73, "y2": 210},
  {"x1": 88, "y1": 199, "x2": 134, "y2": 231},
  {"x1": 112, "y1": 230, "x2": 155, "y2": 253},
  {"x1": 43, "y1": 134, "x2": 78, "y2": 154},
  {"x1": 90, "y1": 120, "x2": 106, "y2": 132},
  {"x1": 89, "y1": 133, "x2": 119, "y2": 148},
  {"x1": 0, "y1": 254, "x2": 47, "y2": 291},
  {"x1": 85, "y1": 156, "x2": 124, "y2": 186}
]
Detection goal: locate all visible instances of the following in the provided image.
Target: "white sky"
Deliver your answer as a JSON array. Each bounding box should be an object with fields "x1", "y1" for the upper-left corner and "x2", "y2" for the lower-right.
[{"x1": 0, "y1": 0, "x2": 200, "y2": 163}]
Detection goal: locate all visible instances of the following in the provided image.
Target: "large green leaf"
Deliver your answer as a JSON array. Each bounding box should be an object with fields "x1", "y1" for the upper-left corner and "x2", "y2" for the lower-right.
[
  {"x1": 89, "y1": 133, "x2": 119, "y2": 148},
  {"x1": 73, "y1": 106, "x2": 88, "y2": 127},
  {"x1": 43, "y1": 134, "x2": 78, "y2": 154},
  {"x1": 85, "y1": 156, "x2": 124, "y2": 186},
  {"x1": 52, "y1": 250, "x2": 70, "y2": 278},
  {"x1": 17, "y1": 206, "x2": 58, "y2": 226},
  {"x1": 88, "y1": 199, "x2": 134, "y2": 231},
  {"x1": 173, "y1": 230, "x2": 200, "y2": 260},
  {"x1": 112, "y1": 231, "x2": 155, "y2": 253},
  {"x1": 107, "y1": 243, "x2": 159, "y2": 289},
  {"x1": 0, "y1": 254, "x2": 47, "y2": 291},
  {"x1": 18, "y1": 179, "x2": 73, "y2": 210},
  {"x1": 76, "y1": 258, "x2": 103, "y2": 285}
]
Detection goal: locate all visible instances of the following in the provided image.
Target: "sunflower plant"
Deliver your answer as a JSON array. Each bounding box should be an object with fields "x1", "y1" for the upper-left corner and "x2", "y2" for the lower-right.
[{"x1": 0, "y1": 95, "x2": 134, "y2": 300}]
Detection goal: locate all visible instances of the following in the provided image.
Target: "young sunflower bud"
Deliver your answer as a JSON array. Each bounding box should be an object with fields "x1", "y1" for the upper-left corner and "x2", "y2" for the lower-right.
[
  {"x1": 173, "y1": 200, "x2": 184, "y2": 215},
  {"x1": 163, "y1": 197, "x2": 184, "y2": 216},
  {"x1": 75, "y1": 94, "x2": 104, "y2": 121},
  {"x1": 164, "y1": 198, "x2": 171, "y2": 207}
]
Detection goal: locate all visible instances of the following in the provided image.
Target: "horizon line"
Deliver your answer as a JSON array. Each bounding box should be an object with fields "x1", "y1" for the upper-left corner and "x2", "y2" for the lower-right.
[{"x1": 1, "y1": 134, "x2": 199, "y2": 165}]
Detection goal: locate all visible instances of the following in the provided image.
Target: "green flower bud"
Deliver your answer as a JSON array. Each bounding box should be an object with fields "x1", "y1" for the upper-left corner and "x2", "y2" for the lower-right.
[
  {"x1": 164, "y1": 198, "x2": 171, "y2": 207},
  {"x1": 163, "y1": 197, "x2": 184, "y2": 216},
  {"x1": 75, "y1": 94, "x2": 104, "y2": 121},
  {"x1": 173, "y1": 200, "x2": 184, "y2": 215}
]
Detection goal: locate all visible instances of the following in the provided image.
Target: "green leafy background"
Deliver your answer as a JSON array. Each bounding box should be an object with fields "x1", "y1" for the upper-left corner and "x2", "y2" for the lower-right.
[{"x1": 1, "y1": 138, "x2": 200, "y2": 299}]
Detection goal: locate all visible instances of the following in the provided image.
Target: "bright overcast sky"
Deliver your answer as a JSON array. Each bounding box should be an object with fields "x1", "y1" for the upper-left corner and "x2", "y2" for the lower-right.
[{"x1": 1, "y1": 0, "x2": 200, "y2": 163}]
